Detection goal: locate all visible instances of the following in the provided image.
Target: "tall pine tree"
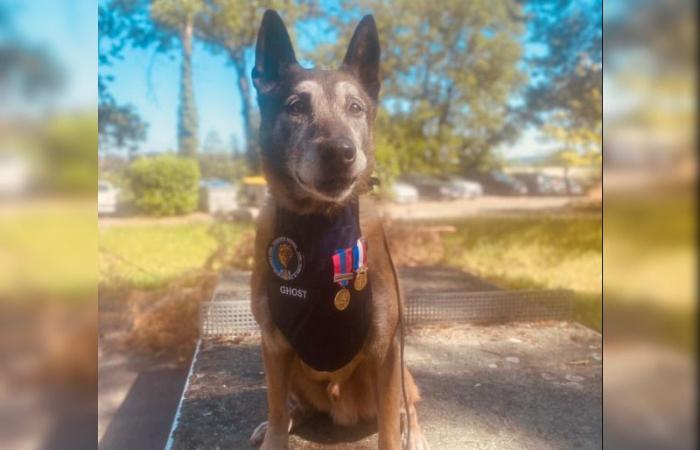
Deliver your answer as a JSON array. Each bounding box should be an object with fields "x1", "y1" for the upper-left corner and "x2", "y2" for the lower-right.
[
  {"x1": 177, "y1": 15, "x2": 198, "y2": 157},
  {"x1": 150, "y1": 0, "x2": 206, "y2": 157}
]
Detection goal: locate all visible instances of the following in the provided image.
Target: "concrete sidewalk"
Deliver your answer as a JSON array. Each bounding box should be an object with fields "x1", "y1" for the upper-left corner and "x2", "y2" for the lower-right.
[
  {"x1": 98, "y1": 301, "x2": 190, "y2": 450},
  {"x1": 170, "y1": 322, "x2": 601, "y2": 450}
]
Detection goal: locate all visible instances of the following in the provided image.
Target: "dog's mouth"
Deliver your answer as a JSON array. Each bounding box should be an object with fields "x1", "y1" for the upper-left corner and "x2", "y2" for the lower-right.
[{"x1": 295, "y1": 173, "x2": 358, "y2": 202}]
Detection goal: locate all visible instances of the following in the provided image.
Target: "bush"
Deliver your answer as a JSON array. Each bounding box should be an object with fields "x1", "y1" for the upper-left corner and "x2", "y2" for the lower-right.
[
  {"x1": 41, "y1": 112, "x2": 98, "y2": 196},
  {"x1": 128, "y1": 155, "x2": 200, "y2": 216}
]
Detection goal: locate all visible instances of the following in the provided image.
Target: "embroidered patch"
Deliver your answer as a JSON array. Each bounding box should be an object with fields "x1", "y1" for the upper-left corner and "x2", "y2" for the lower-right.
[{"x1": 268, "y1": 236, "x2": 303, "y2": 281}]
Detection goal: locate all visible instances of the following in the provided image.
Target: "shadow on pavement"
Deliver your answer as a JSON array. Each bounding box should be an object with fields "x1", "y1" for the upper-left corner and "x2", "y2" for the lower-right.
[{"x1": 99, "y1": 367, "x2": 188, "y2": 450}]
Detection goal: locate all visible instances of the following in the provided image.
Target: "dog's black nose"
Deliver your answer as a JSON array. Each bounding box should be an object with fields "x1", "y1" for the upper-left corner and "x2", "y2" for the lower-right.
[{"x1": 320, "y1": 138, "x2": 357, "y2": 167}]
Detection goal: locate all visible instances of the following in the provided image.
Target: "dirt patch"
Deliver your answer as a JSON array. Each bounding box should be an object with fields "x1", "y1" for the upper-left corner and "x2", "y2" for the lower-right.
[{"x1": 386, "y1": 223, "x2": 455, "y2": 267}]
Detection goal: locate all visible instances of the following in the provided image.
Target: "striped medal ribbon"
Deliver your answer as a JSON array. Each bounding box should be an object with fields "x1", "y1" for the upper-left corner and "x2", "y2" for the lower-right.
[
  {"x1": 352, "y1": 238, "x2": 368, "y2": 291},
  {"x1": 332, "y1": 248, "x2": 353, "y2": 311}
]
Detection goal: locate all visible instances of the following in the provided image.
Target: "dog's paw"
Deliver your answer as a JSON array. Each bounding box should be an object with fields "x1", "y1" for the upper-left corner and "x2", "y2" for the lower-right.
[
  {"x1": 249, "y1": 421, "x2": 290, "y2": 450},
  {"x1": 249, "y1": 421, "x2": 267, "y2": 448},
  {"x1": 259, "y1": 435, "x2": 289, "y2": 450},
  {"x1": 402, "y1": 434, "x2": 430, "y2": 450},
  {"x1": 402, "y1": 431, "x2": 431, "y2": 450}
]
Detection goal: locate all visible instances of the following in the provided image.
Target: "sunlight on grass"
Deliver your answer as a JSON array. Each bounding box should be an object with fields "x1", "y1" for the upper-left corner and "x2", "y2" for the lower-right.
[
  {"x1": 0, "y1": 201, "x2": 97, "y2": 301},
  {"x1": 97, "y1": 212, "x2": 605, "y2": 331},
  {"x1": 442, "y1": 213, "x2": 602, "y2": 330},
  {"x1": 99, "y1": 222, "x2": 252, "y2": 289}
]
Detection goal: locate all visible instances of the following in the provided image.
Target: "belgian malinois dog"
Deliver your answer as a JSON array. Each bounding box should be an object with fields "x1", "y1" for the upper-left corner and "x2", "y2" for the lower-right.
[{"x1": 249, "y1": 10, "x2": 429, "y2": 450}]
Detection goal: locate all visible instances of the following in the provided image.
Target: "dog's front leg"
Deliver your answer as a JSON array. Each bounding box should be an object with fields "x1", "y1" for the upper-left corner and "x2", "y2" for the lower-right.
[
  {"x1": 259, "y1": 335, "x2": 294, "y2": 450},
  {"x1": 375, "y1": 339, "x2": 403, "y2": 450}
]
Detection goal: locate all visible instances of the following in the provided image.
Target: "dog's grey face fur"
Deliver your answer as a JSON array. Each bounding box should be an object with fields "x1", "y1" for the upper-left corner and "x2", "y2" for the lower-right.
[{"x1": 253, "y1": 10, "x2": 380, "y2": 213}]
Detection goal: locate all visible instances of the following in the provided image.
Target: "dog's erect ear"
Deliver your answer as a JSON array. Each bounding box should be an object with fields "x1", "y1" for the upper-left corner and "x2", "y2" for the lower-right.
[
  {"x1": 341, "y1": 15, "x2": 381, "y2": 101},
  {"x1": 252, "y1": 10, "x2": 298, "y2": 94}
]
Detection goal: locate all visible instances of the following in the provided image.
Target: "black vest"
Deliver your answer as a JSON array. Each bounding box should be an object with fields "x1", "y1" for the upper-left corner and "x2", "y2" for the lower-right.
[{"x1": 266, "y1": 201, "x2": 371, "y2": 372}]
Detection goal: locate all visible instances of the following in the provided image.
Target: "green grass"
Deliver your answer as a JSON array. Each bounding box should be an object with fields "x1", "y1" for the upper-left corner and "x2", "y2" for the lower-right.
[
  {"x1": 98, "y1": 212, "x2": 603, "y2": 331},
  {"x1": 99, "y1": 221, "x2": 252, "y2": 290},
  {"x1": 603, "y1": 191, "x2": 695, "y2": 350},
  {"x1": 440, "y1": 213, "x2": 602, "y2": 331},
  {"x1": 0, "y1": 201, "x2": 96, "y2": 301}
]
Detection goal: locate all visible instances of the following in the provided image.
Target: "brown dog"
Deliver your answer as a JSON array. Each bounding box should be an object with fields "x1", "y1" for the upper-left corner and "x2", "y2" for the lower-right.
[{"x1": 249, "y1": 10, "x2": 429, "y2": 450}]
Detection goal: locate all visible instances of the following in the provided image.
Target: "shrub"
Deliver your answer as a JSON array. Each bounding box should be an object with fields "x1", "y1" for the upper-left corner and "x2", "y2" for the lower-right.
[{"x1": 129, "y1": 155, "x2": 200, "y2": 216}]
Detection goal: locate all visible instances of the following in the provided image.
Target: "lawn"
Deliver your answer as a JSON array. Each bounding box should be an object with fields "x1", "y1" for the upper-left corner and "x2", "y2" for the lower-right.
[
  {"x1": 1, "y1": 201, "x2": 97, "y2": 301},
  {"x1": 440, "y1": 212, "x2": 602, "y2": 331},
  {"x1": 99, "y1": 211, "x2": 603, "y2": 331},
  {"x1": 99, "y1": 221, "x2": 253, "y2": 290}
]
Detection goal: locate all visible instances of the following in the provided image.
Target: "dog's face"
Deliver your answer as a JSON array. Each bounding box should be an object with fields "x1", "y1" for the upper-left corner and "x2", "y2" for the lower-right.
[{"x1": 252, "y1": 10, "x2": 380, "y2": 213}]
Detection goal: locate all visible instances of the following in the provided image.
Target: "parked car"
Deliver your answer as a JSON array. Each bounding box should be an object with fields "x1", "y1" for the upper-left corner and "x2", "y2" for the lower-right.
[
  {"x1": 199, "y1": 179, "x2": 238, "y2": 214},
  {"x1": 512, "y1": 173, "x2": 565, "y2": 196},
  {"x1": 464, "y1": 171, "x2": 528, "y2": 196},
  {"x1": 390, "y1": 181, "x2": 419, "y2": 204},
  {"x1": 399, "y1": 174, "x2": 454, "y2": 200},
  {"x1": 442, "y1": 176, "x2": 483, "y2": 199},
  {"x1": 98, "y1": 181, "x2": 119, "y2": 215},
  {"x1": 564, "y1": 177, "x2": 585, "y2": 196},
  {"x1": 0, "y1": 153, "x2": 29, "y2": 197}
]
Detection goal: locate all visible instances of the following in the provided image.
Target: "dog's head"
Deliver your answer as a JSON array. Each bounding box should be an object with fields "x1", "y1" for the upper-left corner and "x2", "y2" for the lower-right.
[{"x1": 253, "y1": 10, "x2": 380, "y2": 213}]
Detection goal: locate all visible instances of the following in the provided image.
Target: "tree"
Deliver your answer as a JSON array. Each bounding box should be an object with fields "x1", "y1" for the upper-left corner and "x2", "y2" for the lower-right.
[
  {"x1": 203, "y1": 130, "x2": 225, "y2": 153},
  {"x1": 99, "y1": 4, "x2": 148, "y2": 157},
  {"x1": 98, "y1": 100, "x2": 148, "y2": 156},
  {"x1": 0, "y1": 2, "x2": 63, "y2": 109},
  {"x1": 521, "y1": 0, "x2": 602, "y2": 158},
  {"x1": 318, "y1": 0, "x2": 526, "y2": 174},
  {"x1": 150, "y1": 0, "x2": 207, "y2": 157},
  {"x1": 199, "y1": 1, "x2": 319, "y2": 172}
]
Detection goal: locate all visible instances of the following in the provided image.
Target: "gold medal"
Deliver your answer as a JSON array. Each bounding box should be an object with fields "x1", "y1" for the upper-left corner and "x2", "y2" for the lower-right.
[
  {"x1": 354, "y1": 268, "x2": 367, "y2": 291},
  {"x1": 334, "y1": 287, "x2": 351, "y2": 311}
]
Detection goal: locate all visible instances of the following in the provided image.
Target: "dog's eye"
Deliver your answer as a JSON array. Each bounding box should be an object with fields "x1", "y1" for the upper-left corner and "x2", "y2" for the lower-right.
[
  {"x1": 287, "y1": 99, "x2": 306, "y2": 115},
  {"x1": 348, "y1": 101, "x2": 364, "y2": 115}
]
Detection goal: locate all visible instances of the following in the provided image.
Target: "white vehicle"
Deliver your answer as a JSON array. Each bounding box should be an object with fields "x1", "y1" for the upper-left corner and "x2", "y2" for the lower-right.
[
  {"x1": 0, "y1": 153, "x2": 29, "y2": 197},
  {"x1": 98, "y1": 181, "x2": 119, "y2": 215},
  {"x1": 447, "y1": 177, "x2": 483, "y2": 199},
  {"x1": 391, "y1": 181, "x2": 419, "y2": 204}
]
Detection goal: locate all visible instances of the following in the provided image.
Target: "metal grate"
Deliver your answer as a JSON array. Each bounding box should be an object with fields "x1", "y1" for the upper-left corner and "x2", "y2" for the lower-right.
[
  {"x1": 404, "y1": 289, "x2": 572, "y2": 325},
  {"x1": 199, "y1": 289, "x2": 573, "y2": 338},
  {"x1": 200, "y1": 300, "x2": 259, "y2": 337}
]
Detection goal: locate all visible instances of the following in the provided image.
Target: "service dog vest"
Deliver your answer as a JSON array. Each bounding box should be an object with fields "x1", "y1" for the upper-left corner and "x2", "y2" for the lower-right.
[{"x1": 266, "y1": 201, "x2": 371, "y2": 372}]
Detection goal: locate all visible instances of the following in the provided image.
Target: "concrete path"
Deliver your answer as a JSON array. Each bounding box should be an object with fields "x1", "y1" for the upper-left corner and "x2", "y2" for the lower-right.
[
  {"x1": 170, "y1": 322, "x2": 601, "y2": 450},
  {"x1": 384, "y1": 196, "x2": 576, "y2": 220},
  {"x1": 98, "y1": 302, "x2": 190, "y2": 450}
]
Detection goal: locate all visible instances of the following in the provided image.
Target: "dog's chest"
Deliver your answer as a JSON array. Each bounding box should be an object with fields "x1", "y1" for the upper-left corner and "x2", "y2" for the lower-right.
[{"x1": 266, "y1": 201, "x2": 372, "y2": 372}]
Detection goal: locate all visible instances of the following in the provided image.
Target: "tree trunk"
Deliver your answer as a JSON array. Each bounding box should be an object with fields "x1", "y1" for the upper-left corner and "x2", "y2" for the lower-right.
[
  {"x1": 178, "y1": 18, "x2": 198, "y2": 157},
  {"x1": 231, "y1": 54, "x2": 259, "y2": 173}
]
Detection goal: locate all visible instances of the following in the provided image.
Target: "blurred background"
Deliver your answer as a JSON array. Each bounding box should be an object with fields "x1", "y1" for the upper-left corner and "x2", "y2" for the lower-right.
[
  {"x1": 0, "y1": 1, "x2": 97, "y2": 449},
  {"x1": 604, "y1": 0, "x2": 696, "y2": 449},
  {"x1": 0, "y1": 0, "x2": 694, "y2": 449}
]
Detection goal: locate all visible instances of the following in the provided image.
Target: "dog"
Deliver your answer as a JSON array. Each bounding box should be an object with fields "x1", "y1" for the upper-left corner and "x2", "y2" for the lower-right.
[{"x1": 249, "y1": 10, "x2": 429, "y2": 450}]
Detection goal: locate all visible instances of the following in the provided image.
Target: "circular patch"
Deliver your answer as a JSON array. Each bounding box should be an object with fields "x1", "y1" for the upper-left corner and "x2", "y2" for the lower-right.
[{"x1": 268, "y1": 237, "x2": 303, "y2": 281}]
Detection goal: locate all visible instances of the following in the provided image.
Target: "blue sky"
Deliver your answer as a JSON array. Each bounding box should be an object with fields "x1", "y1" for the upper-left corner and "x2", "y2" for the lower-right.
[
  {"x1": 100, "y1": 13, "x2": 555, "y2": 159},
  {"x1": 100, "y1": 13, "x2": 334, "y2": 155},
  {"x1": 105, "y1": 42, "x2": 246, "y2": 153},
  {"x1": 10, "y1": 0, "x2": 589, "y2": 160},
  {"x1": 5, "y1": 0, "x2": 562, "y2": 159}
]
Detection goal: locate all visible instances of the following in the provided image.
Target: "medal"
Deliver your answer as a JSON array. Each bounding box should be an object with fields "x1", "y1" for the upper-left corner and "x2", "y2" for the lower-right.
[
  {"x1": 332, "y1": 247, "x2": 353, "y2": 311},
  {"x1": 354, "y1": 268, "x2": 367, "y2": 291},
  {"x1": 334, "y1": 287, "x2": 351, "y2": 311},
  {"x1": 352, "y1": 238, "x2": 368, "y2": 291}
]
